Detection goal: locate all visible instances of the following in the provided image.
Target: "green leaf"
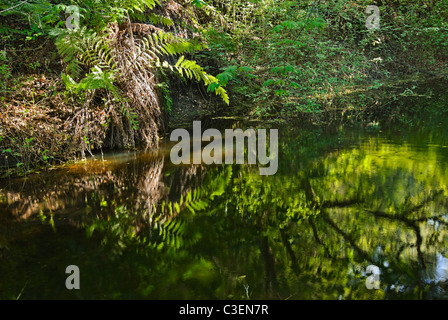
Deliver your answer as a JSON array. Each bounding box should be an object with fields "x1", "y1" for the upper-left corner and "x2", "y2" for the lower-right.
[{"x1": 191, "y1": 0, "x2": 206, "y2": 9}]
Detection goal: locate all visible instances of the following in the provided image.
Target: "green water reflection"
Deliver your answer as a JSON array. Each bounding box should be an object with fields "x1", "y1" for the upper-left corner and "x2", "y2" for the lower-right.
[{"x1": 1, "y1": 121, "x2": 448, "y2": 300}]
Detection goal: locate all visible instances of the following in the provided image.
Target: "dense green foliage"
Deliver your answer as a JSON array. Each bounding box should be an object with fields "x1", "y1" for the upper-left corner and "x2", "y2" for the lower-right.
[
  {"x1": 0, "y1": 0, "x2": 231, "y2": 174},
  {"x1": 196, "y1": 0, "x2": 448, "y2": 117},
  {"x1": 1, "y1": 0, "x2": 448, "y2": 302},
  {"x1": 1, "y1": 0, "x2": 448, "y2": 174}
]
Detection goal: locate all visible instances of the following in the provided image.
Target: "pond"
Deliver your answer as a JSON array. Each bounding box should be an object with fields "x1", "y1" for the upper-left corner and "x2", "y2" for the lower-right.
[{"x1": 2, "y1": 88, "x2": 448, "y2": 300}]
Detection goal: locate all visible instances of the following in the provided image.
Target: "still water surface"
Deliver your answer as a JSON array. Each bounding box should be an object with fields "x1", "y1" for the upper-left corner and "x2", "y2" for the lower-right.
[{"x1": 1, "y1": 118, "x2": 448, "y2": 299}]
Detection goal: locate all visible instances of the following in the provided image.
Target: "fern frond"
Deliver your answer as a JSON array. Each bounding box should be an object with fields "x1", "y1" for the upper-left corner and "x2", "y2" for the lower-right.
[
  {"x1": 56, "y1": 16, "x2": 229, "y2": 106},
  {"x1": 55, "y1": 27, "x2": 115, "y2": 80},
  {"x1": 141, "y1": 31, "x2": 204, "y2": 58},
  {"x1": 172, "y1": 56, "x2": 229, "y2": 105},
  {"x1": 62, "y1": 66, "x2": 118, "y2": 94},
  {"x1": 147, "y1": 13, "x2": 173, "y2": 27}
]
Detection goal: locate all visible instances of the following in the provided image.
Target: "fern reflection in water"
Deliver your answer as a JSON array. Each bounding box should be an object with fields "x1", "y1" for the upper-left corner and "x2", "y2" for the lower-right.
[{"x1": 2, "y1": 123, "x2": 448, "y2": 299}]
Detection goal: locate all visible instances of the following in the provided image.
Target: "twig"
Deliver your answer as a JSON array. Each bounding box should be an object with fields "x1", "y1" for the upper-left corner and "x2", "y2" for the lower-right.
[
  {"x1": 16, "y1": 280, "x2": 28, "y2": 300},
  {"x1": 0, "y1": 0, "x2": 28, "y2": 14}
]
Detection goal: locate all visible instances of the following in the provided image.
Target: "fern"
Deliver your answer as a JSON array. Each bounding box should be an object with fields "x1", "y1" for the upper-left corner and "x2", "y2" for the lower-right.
[
  {"x1": 55, "y1": 27, "x2": 115, "y2": 80},
  {"x1": 54, "y1": 1, "x2": 229, "y2": 119},
  {"x1": 141, "y1": 31, "x2": 204, "y2": 57},
  {"x1": 55, "y1": 30, "x2": 83, "y2": 79},
  {"x1": 57, "y1": 27, "x2": 229, "y2": 104},
  {"x1": 147, "y1": 13, "x2": 174, "y2": 27},
  {"x1": 71, "y1": 0, "x2": 159, "y2": 24},
  {"x1": 141, "y1": 31, "x2": 229, "y2": 104},
  {"x1": 174, "y1": 56, "x2": 229, "y2": 104},
  {"x1": 62, "y1": 66, "x2": 117, "y2": 94}
]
